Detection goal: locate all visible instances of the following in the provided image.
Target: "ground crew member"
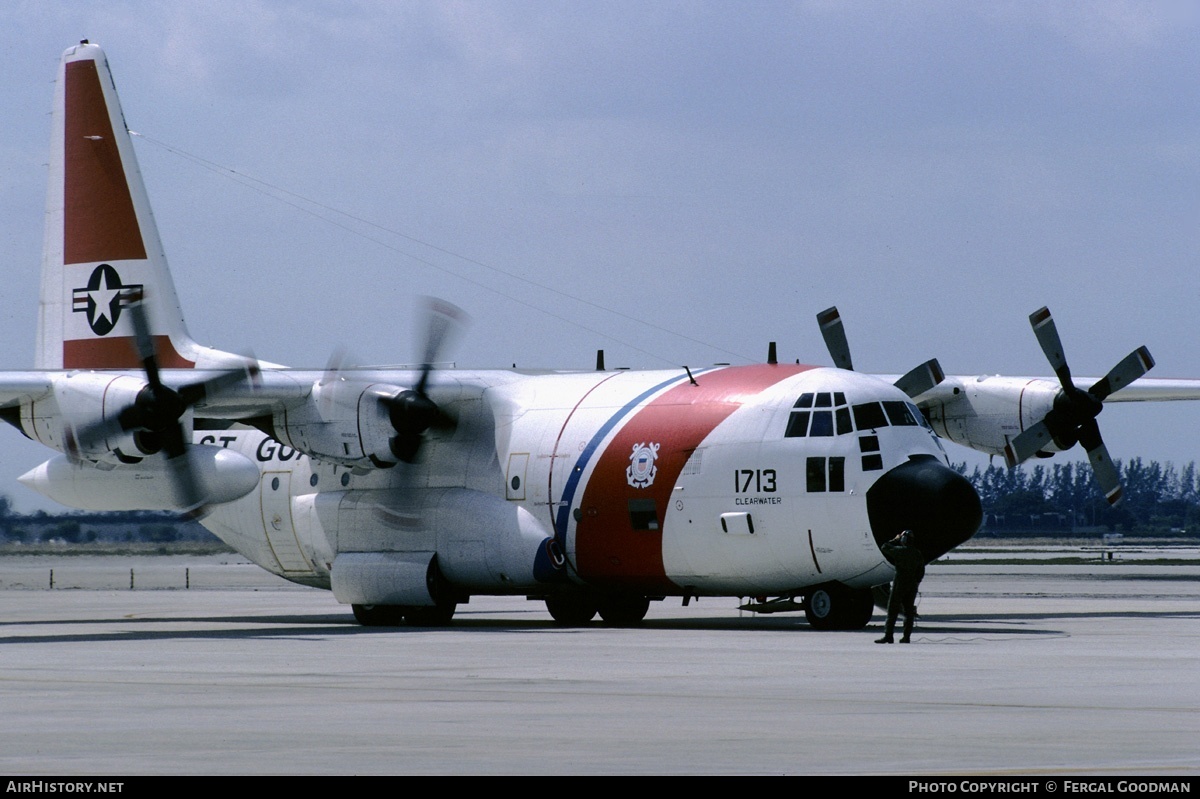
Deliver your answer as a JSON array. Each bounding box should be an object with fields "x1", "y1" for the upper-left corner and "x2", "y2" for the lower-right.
[{"x1": 876, "y1": 529, "x2": 925, "y2": 644}]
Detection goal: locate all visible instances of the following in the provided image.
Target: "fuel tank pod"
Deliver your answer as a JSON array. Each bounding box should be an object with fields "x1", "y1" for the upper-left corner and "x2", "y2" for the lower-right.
[{"x1": 19, "y1": 445, "x2": 260, "y2": 511}]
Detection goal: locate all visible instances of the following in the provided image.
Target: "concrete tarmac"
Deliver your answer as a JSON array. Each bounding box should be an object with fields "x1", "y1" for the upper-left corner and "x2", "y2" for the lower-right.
[{"x1": 0, "y1": 555, "x2": 1197, "y2": 775}]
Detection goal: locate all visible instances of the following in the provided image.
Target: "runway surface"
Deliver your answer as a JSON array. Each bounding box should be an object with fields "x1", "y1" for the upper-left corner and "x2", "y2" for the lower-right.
[{"x1": 1, "y1": 555, "x2": 1197, "y2": 775}]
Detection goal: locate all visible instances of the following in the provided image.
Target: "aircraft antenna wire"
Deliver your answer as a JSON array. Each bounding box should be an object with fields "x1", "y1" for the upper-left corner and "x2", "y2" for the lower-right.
[{"x1": 132, "y1": 133, "x2": 757, "y2": 367}]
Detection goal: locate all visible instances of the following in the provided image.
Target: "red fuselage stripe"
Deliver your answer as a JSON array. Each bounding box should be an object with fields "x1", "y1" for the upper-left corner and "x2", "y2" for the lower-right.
[{"x1": 575, "y1": 363, "x2": 814, "y2": 591}]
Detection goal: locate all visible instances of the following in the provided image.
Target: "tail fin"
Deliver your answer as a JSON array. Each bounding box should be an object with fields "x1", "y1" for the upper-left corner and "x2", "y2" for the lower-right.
[{"x1": 37, "y1": 42, "x2": 219, "y2": 370}]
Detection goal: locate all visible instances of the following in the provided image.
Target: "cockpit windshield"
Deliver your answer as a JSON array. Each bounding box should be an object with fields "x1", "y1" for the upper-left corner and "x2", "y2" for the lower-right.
[{"x1": 785, "y1": 392, "x2": 931, "y2": 438}]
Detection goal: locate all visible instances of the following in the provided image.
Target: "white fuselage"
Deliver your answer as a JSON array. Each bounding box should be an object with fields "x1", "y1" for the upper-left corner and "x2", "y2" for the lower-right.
[{"x1": 171, "y1": 363, "x2": 950, "y2": 601}]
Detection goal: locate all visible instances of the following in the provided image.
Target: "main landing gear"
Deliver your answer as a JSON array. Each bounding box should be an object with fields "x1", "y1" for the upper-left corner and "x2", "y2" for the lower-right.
[
  {"x1": 803, "y1": 583, "x2": 875, "y2": 630},
  {"x1": 351, "y1": 601, "x2": 458, "y2": 627},
  {"x1": 543, "y1": 592, "x2": 652, "y2": 626}
]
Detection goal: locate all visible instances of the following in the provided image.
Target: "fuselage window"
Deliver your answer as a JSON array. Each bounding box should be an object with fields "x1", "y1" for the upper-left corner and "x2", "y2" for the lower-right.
[
  {"x1": 836, "y1": 407, "x2": 852, "y2": 435},
  {"x1": 628, "y1": 498, "x2": 659, "y2": 530},
  {"x1": 806, "y1": 457, "x2": 827, "y2": 492},
  {"x1": 795, "y1": 393, "x2": 815, "y2": 409},
  {"x1": 806, "y1": 456, "x2": 847, "y2": 492},
  {"x1": 829, "y1": 457, "x2": 846, "y2": 492},
  {"x1": 860, "y1": 435, "x2": 883, "y2": 472},
  {"x1": 814, "y1": 392, "x2": 832, "y2": 408}
]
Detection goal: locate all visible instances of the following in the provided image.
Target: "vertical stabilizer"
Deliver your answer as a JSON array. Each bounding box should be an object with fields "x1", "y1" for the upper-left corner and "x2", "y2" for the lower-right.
[{"x1": 37, "y1": 42, "x2": 207, "y2": 370}]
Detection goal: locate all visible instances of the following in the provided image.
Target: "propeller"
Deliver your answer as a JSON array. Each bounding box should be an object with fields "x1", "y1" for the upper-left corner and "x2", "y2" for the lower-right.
[
  {"x1": 816, "y1": 306, "x2": 945, "y2": 399},
  {"x1": 68, "y1": 300, "x2": 259, "y2": 513},
  {"x1": 382, "y1": 297, "x2": 468, "y2": 463},
  {"x1": 1003, "y1": 306, "x2": 1154, "y2": 506},
  {"x1": 817, "y1": 307, "x2": 854, "y2": 371}
]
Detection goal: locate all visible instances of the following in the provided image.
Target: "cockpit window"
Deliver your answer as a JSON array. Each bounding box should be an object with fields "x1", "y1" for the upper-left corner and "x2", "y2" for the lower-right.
[
  {"x1": 883, "y1": 400, "x2": 918, "y2": 426},
  {"x1": 788, "y1": 393, "x2": 850, "y2": 438},
  {"x1": 809, "y1": 410, "x2": 834, "y2": 436},
  {"x1": 788, "y1": 394, "x2": 932, "y2": 439},
  {"x1": 910, "y1": 402, "x2": 932, "y2": 430},
  {"x1": 836, "y1": 407, "x2": 852, "y2": 435},
  {"x1": 852, "y1": 402, "x2": 887, "y2": 431},
  {"x1": 785, "y1": 411, "x2": 810, "y2": 437}
]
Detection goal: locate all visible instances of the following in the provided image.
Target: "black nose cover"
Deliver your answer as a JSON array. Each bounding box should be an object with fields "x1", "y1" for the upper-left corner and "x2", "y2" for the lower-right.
[{"x1": 866, "y1": 456, "x2": 982, "y2": 562}]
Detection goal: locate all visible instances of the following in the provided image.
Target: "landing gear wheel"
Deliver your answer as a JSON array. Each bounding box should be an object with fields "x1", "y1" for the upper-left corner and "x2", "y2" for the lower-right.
[
  {"x1": 352, "y1": 604, "x2": 405, "y2": 626},
  {"x1": 545, "y1": 594, "x2": 598, "y2": 625},
  {"x1": 403, "y1": 602, "x2": 457, "y2": 627},
  {"x1": 597, "y1": 594, "x2": 650, "y2": 626},
  {"x1": 803, "y1": 584, "x2": 875, "y2": 630}
]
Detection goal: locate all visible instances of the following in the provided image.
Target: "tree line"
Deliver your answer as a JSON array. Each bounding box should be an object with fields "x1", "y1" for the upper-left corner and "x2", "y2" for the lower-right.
[
  {"x1": 2, "y1": 457, "x2": 1198, "y2": 543},
  {"x1": 958, "y1": 458, "x2": 1200, "y2": 536}
]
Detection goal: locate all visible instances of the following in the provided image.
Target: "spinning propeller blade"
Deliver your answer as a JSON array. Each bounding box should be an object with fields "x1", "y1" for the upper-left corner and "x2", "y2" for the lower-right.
[
  {"x1": 67, "y1": 300, "x2": 259, "y2": 513},
  {"x1": 384, "y1": 297, "x2": 468, "y2": 464}
]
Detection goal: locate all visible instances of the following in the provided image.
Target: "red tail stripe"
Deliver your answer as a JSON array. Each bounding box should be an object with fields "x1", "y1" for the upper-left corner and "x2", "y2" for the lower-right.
[
  {"x1": 64, "y1": 58, "x2": 146, "y2": 265},
  {"x1": 63, "y1": 336, "x2": 194, "y2": 370}
]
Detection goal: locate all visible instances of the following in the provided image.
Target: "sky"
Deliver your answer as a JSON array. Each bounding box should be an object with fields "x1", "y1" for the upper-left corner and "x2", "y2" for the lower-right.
[{"x1": 1, "y1": 1, "x2": 1198, "y2": 511}]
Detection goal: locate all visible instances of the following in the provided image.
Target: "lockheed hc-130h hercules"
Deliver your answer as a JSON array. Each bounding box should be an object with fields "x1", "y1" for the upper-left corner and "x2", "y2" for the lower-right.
[{"x1": 7, "y1": 43, "x2": 1200, "y2": 628}]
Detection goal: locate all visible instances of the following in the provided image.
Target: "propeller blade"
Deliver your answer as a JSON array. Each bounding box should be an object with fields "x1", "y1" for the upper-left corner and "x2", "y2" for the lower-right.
[
  {"x1": 383, "y1": 297, "x2": 469, "y2": 464},
  {"x1": 1028, "y1": 307, "x2": 1073, "y2": 389},
  {"x1": 177, "y1": 360, "x2": 261, "y2": 407},
  {"x1": 1088, "y1": 346, "x2": 1154, "y2": 402},
  {"x1": 1003, "y1": 421, "x2": 1053, "y2": 468},
  {"x1": 415, "y1": 297, "x2": 467, "y2": 396},
  {"x1": 126, "y1": 300, "x2": 162, "y2": 389},
  {"x1": 68, "y1": 416, "x2": 128, "y2": 457},
  {"x1": 1022, "y1": 306, "x2": 1138, "y2": 504},
  {"x1": 166, "y1": 444, "x2": 208, "y2": 515},
  {"x1": 893, "y1": 358, "x2": 945, "y2": 399},
  {"x1": 816, "y1": 306, "x2": 854, "y2": 371},
  {"x1": 1078, "y1": 418, "x2": 1122, "y2": 505}
]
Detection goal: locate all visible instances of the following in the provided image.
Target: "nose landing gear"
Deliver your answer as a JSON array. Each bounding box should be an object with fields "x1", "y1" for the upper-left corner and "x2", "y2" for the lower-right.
[{"x1": 803, "y1": 583, "x2": 875, "y2": 630}]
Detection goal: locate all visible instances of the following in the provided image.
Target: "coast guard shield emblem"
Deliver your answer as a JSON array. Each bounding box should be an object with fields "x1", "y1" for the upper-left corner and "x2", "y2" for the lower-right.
[{"x1": 626, "y1": 441, "x2": 660, "y2": 489}]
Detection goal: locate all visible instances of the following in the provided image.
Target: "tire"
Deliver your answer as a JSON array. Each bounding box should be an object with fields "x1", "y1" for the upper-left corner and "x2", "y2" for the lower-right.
[
  {"x1": 403, "y1": 602, "x2": 457, "y2": 627},
  {"x1": 597, "y1": 594, "x2": 650, "y2": 626},
  {"x1": 804, "y1": 584, "x2": 875, "y2": 630},
  {"x1": 545, "y1": 594, "x2": 598, "y2": 625},
  {"x1": 352, "y1": 604, "x2": 405, "y2": 626}
]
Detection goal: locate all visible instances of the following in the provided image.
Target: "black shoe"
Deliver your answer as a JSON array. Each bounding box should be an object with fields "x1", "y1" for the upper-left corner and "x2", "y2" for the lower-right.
[
  {"x1": 875, "y1": 636, "x2": 893, "y2": 644},
  {"x1": 899, "y1": 636, "x2": 911, "y2": 644}
]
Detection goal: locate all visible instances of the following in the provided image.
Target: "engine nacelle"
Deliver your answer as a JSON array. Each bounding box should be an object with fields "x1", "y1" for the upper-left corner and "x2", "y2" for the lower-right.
[
  {"x1": 924, "y1": 376, "x2": 1062, "y2": 457},
  {"x1": 329, "y1": 487, "x2": 555, "y2": 605},
  {"x1": 19, "y1": 445, "x2": 260, "y2": 511},
  {"x1": 274, "y1": 381, "x2": 404, "y2": 467},
  {"x1": 23, "y1": 373, "x2": 152, "y2": 459}
]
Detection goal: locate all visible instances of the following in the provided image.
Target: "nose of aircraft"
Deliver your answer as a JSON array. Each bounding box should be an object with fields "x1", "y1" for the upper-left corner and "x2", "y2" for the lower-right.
[{"x1": 865, "y1": 455, "x2": 982, "y2": 561}]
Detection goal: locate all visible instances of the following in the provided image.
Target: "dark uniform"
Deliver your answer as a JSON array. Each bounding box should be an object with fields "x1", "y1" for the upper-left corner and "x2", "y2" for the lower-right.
[{"x1": 876, "y1": 531, "x2": 925, "y2": 644}]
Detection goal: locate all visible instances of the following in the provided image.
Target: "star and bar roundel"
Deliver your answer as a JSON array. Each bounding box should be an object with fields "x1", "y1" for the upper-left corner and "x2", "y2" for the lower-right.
[{"x1": 72, "y1": 263, "x2": 143, "y2": 336}]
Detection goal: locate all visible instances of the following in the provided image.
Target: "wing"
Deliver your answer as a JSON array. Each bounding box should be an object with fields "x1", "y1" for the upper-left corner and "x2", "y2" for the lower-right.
[{"x1": 821, "y1": 304, "x2": 1200, "y2": 507}]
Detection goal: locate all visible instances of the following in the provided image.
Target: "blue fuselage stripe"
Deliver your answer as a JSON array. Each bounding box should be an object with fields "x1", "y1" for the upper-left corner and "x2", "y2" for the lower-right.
[{"x1": 553, "y1": 370, "x2": 711, "y2": 543}]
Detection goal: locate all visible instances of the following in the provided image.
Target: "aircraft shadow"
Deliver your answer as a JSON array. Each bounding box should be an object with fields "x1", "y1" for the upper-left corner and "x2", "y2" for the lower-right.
[{"x1": 1, "y1": 605, "x2": 1195, "y2": 646}]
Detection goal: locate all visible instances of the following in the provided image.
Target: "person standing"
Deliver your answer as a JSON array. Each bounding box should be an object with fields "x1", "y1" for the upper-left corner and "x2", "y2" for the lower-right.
[{"x1": 876, "y1": 530, "x2": 925, "y2": 644}]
